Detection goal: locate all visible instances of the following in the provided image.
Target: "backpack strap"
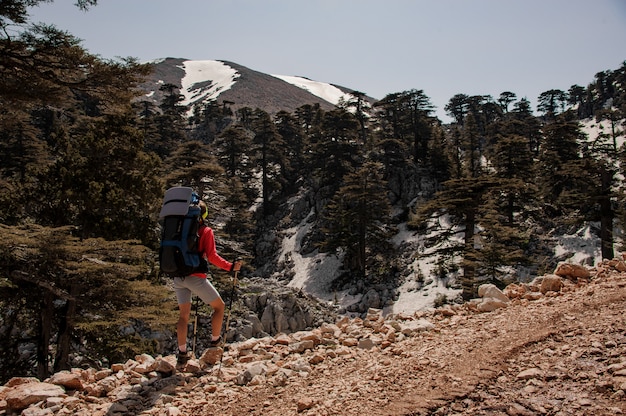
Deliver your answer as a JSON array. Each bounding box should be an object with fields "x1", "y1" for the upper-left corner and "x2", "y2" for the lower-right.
[
  {"x1": 196, "y1": 223, "x2": 209, "y2": 254},
  {"x1": 194, "y1": 224, "x2": 210, "y2": 273}
]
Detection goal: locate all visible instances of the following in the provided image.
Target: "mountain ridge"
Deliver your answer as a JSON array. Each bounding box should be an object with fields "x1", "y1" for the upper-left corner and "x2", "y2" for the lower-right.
[{"x1": 139, "y1": 58, "x2": 374, "y2": 115}]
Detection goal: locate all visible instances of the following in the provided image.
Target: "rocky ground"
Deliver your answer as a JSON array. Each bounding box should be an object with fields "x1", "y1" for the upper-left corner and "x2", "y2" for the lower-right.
[{"x1": 2, "y1": 259, "x2": 626, "y2": 416}]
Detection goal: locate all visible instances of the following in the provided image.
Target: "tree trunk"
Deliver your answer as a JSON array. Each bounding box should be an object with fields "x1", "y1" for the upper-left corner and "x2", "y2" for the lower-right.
[
  {"x1": 37, "y1": 292, "x2": 54, "y2": 380},
  {"x1": 461, "y1": 209, "x2": 477, "y2": 300},
  {"x1": 0, "y1": 301, "x2": 23, "y2": 383},
  {"x1": 54, "y1": 284, "x2": 78, "y2": 373},
  {"x1": 507, "y1": 193, "x2": 515, "y2": 225},
  {"x1": 599, "y1": 167, "x2": 614, "y2": 260},
  {"x1": 358, "y1": 220, "x2": 366, "y2": 279}
]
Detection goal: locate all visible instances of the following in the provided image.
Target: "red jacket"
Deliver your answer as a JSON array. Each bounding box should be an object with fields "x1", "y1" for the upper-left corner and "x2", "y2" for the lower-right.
[{"x1": 191, "y1": 224, "x2": 232, "y2": 277}]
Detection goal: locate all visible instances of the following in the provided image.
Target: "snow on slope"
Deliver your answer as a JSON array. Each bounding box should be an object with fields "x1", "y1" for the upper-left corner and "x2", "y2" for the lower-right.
[
  {"x1": 285, "y1": 117, "x2": 625, "y2": 316},
  {"x1": 385, "y1": 223, "x2": 461, "y2": 315},
  {"x1": 580, "y1": 117, "x2": 626, "y2": 149},
  {"x1": 174, "y1": 59, "x2": 351, "y2": 110},
  {"x1": 282, "y1": 204, "x2": 462, "y2": 317},
  {"x1": 271, "y1": 74, "x2": 352, "y2": 106},
  {"x1": 178, "y1": 60, "x2": 240, "y2": 108}
]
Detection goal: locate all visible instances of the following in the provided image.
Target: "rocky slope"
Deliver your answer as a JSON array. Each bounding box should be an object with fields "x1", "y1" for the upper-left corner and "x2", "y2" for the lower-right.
[{"x1": 2, "y1": 259, "x2": 626, "y2": 416}]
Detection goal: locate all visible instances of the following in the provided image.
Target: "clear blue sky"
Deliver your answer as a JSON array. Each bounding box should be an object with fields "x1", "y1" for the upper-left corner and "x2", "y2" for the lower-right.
[{"x1": 28, "y1": 0, "x2": 626, "y2": 121}]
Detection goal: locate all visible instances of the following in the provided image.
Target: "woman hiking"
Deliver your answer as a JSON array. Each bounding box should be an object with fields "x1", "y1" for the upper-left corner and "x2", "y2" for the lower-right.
[{"x1": 173, "y1": 200, "x2": 241, "y2": 366}]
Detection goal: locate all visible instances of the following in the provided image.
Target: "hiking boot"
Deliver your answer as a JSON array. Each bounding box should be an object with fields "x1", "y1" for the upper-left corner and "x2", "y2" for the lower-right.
[
  {"x1": 177, "y1": 350, "x2": 191, "y2": 367},
  {"x1": 209, "y1": 335, "x2": 222, "y2": 348}
]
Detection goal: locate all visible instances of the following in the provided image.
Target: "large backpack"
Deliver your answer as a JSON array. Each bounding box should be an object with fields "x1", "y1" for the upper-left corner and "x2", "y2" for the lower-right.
[{"x1": 158, "y1": 186, "x2": 208, "y2": 277}]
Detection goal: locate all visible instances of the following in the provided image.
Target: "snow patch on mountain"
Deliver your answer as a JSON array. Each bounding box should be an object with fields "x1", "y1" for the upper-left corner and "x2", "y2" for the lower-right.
[
  {"x1": 554, "y1": 223, "x2": 601, "y2": 265},
  {"x1": 174, "y1": 60, "x2": 350, "y2": 112},
  {"x1": 280, "y1": 208, "x2": 356, "y2": 306},
  {"x1": 271, "y1": 74, "x2": 351, "y2": 106},
  {"x1": 281, "y1": 207, "x2": 463, "y2": 316},
  {"x1": 178, "y1": 60, "x2": 240, "y2": 108}
]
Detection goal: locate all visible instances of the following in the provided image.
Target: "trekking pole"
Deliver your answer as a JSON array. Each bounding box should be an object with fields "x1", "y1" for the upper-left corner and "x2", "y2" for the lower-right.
[
  {"x1": 222, "y1": 267, "x2": 238, "y2": 345},
  {"x1": 218, "y1": 265, "x2": 239, "y2": 375},
  {"x1": 191, "y1": 295, "x2": 199, "y2": 357}
]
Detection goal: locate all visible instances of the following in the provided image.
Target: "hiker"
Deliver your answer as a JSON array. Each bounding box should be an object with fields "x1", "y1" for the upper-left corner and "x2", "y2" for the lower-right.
[{"x1": 173, "y1": 200, "x2": 241, "y2": 365}]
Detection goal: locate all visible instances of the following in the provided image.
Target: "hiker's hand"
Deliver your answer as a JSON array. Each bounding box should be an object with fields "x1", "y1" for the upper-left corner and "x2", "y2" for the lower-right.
[{"x1": 233, "y1": 260, "x2": 242, "y2": 272}]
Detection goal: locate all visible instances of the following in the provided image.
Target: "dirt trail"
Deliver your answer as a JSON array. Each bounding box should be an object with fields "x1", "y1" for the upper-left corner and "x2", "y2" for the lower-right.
[{"x1": 181, "y1": 272, "x2": 626, "y2": 415}]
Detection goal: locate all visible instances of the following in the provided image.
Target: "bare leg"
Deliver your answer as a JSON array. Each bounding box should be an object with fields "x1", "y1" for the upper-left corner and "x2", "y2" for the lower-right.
[
  {"x1": 177, "y1": 303, "x2": 191, "y2": 351},
  {"x1": 209, "y1": 297, "x2": 225, "y2": 339}
]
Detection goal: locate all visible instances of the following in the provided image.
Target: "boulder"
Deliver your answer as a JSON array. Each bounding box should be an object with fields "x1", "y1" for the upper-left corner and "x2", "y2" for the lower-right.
[
  {"x1": 154, "y1": 356, "x2": 176, "y2": 374},
  {"x1": 199, "y1": 348, "x2": 223, "y2": 366},
  {"x1": 477, "y1": 284, "x2": 510, "y2": 303},
  {"x1": 5, "y1": 382, "x2": 65, "y2": 411},
  {"x1": 236, "y1": 363, "x2": 267, "y2": 386},
  {"x1": 48, "y1": 371, "x2": 84, "y2": 391},
  {"x1": 477, "y1": 298, "x2": 508, "y2": 312},
  {"x1": 476, "y1": 284, "x2": 510, "y2": 312},
  {"x1": 554, "y1": 263, "x2": 590, "y2": 280},
  {"x1": 540, "y1": 274, "x2": 563, "y2": 294}
]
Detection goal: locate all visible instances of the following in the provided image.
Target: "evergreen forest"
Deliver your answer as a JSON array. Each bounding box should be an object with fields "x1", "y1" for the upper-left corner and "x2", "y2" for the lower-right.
[{"x1": 1, "y1": 0, "x2": 625, "y2": 383}]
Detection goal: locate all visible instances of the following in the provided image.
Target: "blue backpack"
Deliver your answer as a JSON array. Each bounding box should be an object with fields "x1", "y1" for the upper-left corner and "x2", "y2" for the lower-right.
[{"x1": 158, "y1": 187, "x2": 208, "y2": 277}]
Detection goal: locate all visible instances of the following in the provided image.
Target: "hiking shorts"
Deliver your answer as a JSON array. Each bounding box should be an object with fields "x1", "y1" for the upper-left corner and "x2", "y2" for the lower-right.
[{"x1": 173, "y1": 275, "x2": 222, "y2": 305}]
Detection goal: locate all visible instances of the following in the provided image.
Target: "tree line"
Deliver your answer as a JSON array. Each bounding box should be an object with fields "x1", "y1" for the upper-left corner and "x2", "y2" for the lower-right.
[{"x1": 1, "y1": 0, "x2": 625, "y2": 382}]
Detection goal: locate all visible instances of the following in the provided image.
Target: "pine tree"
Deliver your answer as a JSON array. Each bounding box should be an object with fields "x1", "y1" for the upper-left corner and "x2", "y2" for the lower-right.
[
  {"x1": 410, "y1": 100, "x2": 513, "y2": 299},
  {"x1": 152, "y1": 83, "x2": 188, "y2": 159},
  {"x1": 497, "y1": 91, "x2": 517, "y2": 113},
  {"x1": 164, "y1": 140, "x2": 227, "y2": 205},
  {"x1": 274, "y1": 110, "x2": 309, "y2": 187},
  {"x1": 1, "y1": 5, "x2": 154, "y2": 230},
  {"x1": 460, "y1": 113, "x2": 483, "y2": 178},
  {"x1": 445, "y1": 94, "x2": 470, "y2": 125},
  {"x1": 374, "y1": 89, "x2": 435, "y2": 162},
  {"x1": 510, "y1": 98, "x2": 542, "y2": 155},
  {"x1": 250, "y1": 109, "x2": 289, "y2": 215},
  {"x1": 580, "y1": 108, "x2": 623, "y2": 260},
  {"x1": 0, "y1": 112, "x2": 45, "y2": 224},
  {"x1": 537, "y1": 89, "x2": 568, "y2": 119},
  {"x1": 536, "y1": 113, "x2": 586, "y2": 214},
  {"x1": 189, "y1": 99, "x2": 234, "y2": 144},
  {"x1": 568, "y1": 84, "x2": 588, "y2": 118},
  {"x1": 295, "y1": 103, "x2": 324, "y2": 143},
  {"x1": 476, "y1": 198, "x2": 528, "y2": 285},
  {"x1": 0, "y1": 224, "x2": 170, "y2": 382},
  {"x1": 222, "y1": 176, "x2": 255, "y2": 263},
  {"x1": 137, "y1": 99, "x2": 168, "y2": 158},
  {"x1": 311, "y1": 108, "x2": 360, "y2": 192},
  {"x1": 37, "y1": 112, "x2": 163, "y2": 243},
  {"x1": 590, "y1": 158, "x2": 617, "y2": 260},
  {"x1": 215, "y1": 125, "x2": 253, "y2": 178},
  {"x1": 371, "y1": 136, "x2": 412, "y2": 205},
  {"x1": 410, "y1": 176, "x2": 499, "y2": 299},
  {"x1": 426, "y1": 123, "x2": 452, "y2": 183},
  {"x1": 339, "y1": 91, "x2": 371, "y2": 145},
  {"x1": 320, "y1": 161, "x2": 393, "y2": 281},
  {"x1": 487, "y1": 115, "x2": 538, "y2": 225}
]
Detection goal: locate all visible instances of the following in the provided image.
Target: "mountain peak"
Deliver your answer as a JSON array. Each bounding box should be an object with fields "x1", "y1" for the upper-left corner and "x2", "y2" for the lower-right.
[{"x1": 139, "y1": 58, "x2": 369, "y2": 114}]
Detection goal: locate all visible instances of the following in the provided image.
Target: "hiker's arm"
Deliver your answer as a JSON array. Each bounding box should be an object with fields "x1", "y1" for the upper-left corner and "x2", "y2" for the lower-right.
[{"x1": 204, "y1": 227, "x2": 232, "y2": 271}]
